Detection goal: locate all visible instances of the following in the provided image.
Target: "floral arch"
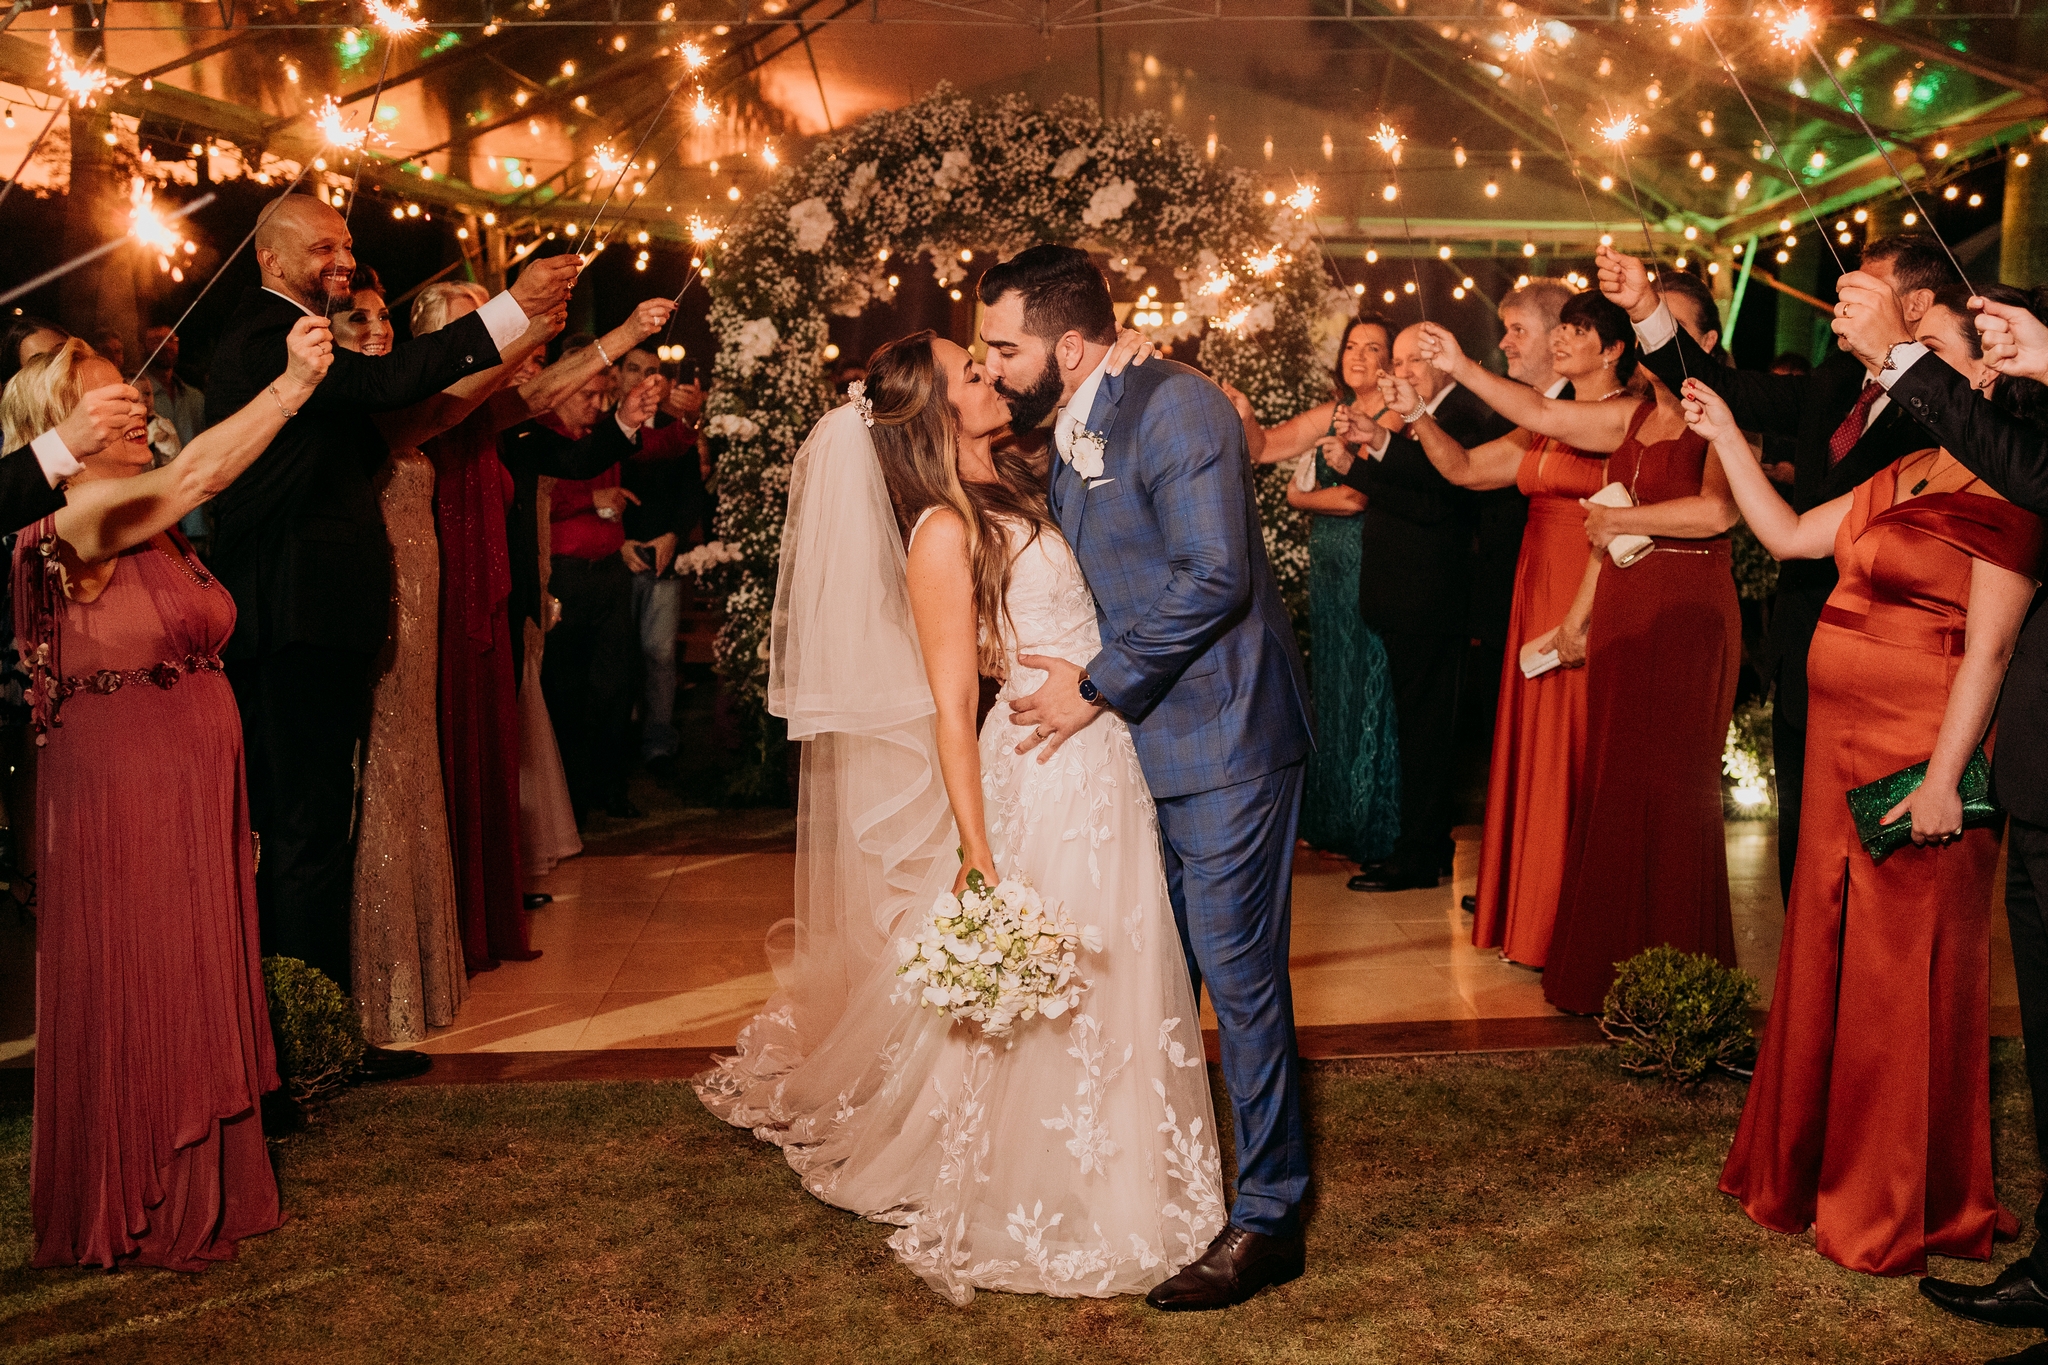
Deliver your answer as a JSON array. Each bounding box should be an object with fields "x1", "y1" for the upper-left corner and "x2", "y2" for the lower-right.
[{"x1": 697, "y1": 86, "x2": 1351, "y2": 783}]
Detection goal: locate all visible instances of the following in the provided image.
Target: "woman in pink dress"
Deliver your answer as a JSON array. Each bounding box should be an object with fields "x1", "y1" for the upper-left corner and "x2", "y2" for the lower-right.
[{"x1": 4, "y1": 322, "x2": 332, "y2": 1269}]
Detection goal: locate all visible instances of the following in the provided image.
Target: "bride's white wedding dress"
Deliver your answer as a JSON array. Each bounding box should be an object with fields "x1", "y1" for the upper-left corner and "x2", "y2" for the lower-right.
[{"x1": 696, "y1": 509, "x2": 1224, "y2": 1305}]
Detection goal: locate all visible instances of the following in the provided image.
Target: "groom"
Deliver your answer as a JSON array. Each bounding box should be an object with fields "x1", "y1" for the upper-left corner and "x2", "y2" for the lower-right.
[{"x1": 985, "y1": 246, "x2": 1316, "y2": 1311}]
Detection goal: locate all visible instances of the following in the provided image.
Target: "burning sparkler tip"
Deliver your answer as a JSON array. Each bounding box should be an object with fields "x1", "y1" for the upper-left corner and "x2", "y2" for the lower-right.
[{"x1": 1772, "y1": 7, "x2": 1817, "y2": 50}]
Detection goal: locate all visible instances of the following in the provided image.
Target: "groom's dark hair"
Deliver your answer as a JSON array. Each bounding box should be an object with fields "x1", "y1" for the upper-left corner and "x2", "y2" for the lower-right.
[{"x1": 977, "y1": 245, "x2": 1116, "y2": 346}]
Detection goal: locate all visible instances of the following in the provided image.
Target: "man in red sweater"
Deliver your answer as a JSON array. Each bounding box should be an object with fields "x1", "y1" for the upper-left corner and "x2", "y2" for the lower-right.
[{"x1": 543, "y1": 348, "x2": 658, "y2": 823}]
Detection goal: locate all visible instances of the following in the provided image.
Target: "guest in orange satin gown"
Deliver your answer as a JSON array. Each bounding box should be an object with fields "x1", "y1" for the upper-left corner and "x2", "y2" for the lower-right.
[
  {"x1": 1688, "y1": 377, "x2": 2042, "y2": 1276},
  {"x1": 1394, "y1": 301, "x2": 1608, "y2": 966}
]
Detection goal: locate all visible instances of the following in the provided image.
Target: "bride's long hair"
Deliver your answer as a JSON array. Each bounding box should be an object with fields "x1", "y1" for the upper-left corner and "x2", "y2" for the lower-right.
[{"x1": 864, "y1": 330, "x2": 1055, "y2": 679}]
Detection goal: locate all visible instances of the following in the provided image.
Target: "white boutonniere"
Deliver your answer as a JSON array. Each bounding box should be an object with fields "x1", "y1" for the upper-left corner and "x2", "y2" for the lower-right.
[{"x1": 1068, "y1": 430, "x2": 1107, "y2": 481}]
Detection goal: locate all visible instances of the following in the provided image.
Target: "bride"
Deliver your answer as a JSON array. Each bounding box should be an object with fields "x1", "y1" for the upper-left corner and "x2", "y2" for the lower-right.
[{"x1": 694, "y1": 330, "x2": 1224, "y2": 1304}]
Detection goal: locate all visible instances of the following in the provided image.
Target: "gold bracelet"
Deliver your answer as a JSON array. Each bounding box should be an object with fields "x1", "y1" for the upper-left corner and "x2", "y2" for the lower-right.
[{"x1": 267, "y1": 382, "x2": 299, "y2": 420}]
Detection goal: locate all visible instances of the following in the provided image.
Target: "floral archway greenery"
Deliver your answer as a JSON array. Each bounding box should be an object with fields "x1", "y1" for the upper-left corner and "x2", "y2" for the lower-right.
[{"x1": 698, "y1": 86, "x2": 1351, "y2": 791}]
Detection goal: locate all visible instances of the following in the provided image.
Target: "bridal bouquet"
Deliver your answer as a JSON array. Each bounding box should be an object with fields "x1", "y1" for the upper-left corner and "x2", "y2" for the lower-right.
[{"x1": 894, "y1": 871, "x2": 1101, "y2": 1038}]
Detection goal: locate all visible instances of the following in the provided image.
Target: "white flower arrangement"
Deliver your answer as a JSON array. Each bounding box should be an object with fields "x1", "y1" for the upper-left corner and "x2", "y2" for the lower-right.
[
  {"x1": 674, "y1": 539, "x2": 744, "y2": 577},
  {"x1": 893, "y1": 870, "x2": 1102, "y2": 1038},
  {"x1": 698, "y1": 87, "x2": 1334, "y2": 781},
  {"x1": 1081, "y1": 178, "x2": 1138, "y2": 228},
  {"x1": 1067, "y1": 431, "x2": 1107, "y2": 481},
  {"x1": 786, "y1": 197, "x2": 835, "y2": 252}
]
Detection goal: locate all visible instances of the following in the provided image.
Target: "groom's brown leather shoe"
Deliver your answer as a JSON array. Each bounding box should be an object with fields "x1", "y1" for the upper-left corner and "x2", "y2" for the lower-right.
[{"x1": 1145, "y1": 1224, "x2": 1305, "y2": 1311}]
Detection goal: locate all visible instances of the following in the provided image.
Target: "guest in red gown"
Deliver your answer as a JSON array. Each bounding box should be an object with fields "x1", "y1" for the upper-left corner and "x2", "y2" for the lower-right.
[
  {"x1": 1689, "y1": 376, "x2": 2041, "y2": 1275},
  {"x1": 1391, "y1": 291, "x2": 1611, "y2": 968},
  {"x1": 377, "y1": 288, "x2": 676, "y2": 970},
  {"x1": 1413, "y1": 292, "x2": 1740, "y2": 1013},
  {"x1": 4, "y1": 322, "x2": 333, "y2": 1269}
]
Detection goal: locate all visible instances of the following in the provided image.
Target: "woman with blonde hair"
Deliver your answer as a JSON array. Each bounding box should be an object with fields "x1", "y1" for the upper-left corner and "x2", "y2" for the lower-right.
[{"x1": 10, "y1": 320, "x2": 333, "y2": 1269}]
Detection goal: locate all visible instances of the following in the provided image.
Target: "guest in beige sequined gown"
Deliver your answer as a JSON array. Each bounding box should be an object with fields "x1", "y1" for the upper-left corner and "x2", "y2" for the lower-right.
[
  {"x1": 332, "y1": 287, "x2": 466, "y2": 1045},
  {"x1": 520, "y1": 474, "x2": 583, "y2": 876}
]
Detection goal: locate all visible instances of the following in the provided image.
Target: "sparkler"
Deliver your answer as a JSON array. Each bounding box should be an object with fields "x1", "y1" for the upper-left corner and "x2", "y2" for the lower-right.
[
  {"x1": 1769, "y1": 3, "x2": 1973, "y2": 290},
  {"x1": 1664, "y1": 3, "x2": 1844, "y2": 273},
  {"x1": 1370, "y1": 121, "x2": 1426, "y2": 321},
  {"x1": 0, "y1": 190, "x2": 215, "y2": 308},
  {"x1": 1598, "y1": 108, "x2": 1689, "y2": 381},
  {"x1": 577, "y1": 43, "x2": 725, "y2": 258},
  {"x1": 1511, "y1": 24, "x2": 1605, "y2": 234},
  {"x1": 336, "y1": 0, "x2": 427, "y2": 239},
  {"x1": 313, "y1": 95, "x2": 371, "y2": 155}
]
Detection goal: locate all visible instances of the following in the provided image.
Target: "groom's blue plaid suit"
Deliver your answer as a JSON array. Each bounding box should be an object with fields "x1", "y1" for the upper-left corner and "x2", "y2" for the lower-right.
[{"x1": 1049, "y1": 357, "x2": 1315, "y2": 1237}]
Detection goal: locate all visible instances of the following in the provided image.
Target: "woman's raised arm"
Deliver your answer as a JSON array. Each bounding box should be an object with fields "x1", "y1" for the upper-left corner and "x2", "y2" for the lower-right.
[
  {"x1": 55, "y1": 317, "x2": 334, "y2": 565},
  {"x1": 1680, "y1": 378, "x2": 1846, "y2": 562},
  {"x1": 1414, "y1": 323, "x2": 1636, "y2": 454}
]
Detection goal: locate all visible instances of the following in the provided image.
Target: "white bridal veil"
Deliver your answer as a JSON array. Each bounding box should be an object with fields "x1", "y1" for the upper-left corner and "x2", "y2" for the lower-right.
[{"x1": 752, "y1": 401, "x2": 959, "y2": 1060}]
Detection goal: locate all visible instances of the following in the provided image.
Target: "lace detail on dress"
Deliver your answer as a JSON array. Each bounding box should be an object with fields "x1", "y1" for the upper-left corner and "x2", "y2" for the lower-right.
[{"x1": 1043, "y1": 1014, "x2": 1133, "y2": 1174}]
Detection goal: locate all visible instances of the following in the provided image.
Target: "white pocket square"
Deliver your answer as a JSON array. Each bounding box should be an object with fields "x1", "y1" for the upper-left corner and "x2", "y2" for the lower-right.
[{"x1": 1087, "y1": 477, "x2": 1116, "y2": 489}]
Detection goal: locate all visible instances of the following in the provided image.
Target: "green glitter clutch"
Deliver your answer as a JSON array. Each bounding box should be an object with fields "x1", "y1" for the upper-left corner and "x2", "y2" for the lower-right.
[{"x1": 1846, "y1": 747, "x2": 1999, "y2": 862}]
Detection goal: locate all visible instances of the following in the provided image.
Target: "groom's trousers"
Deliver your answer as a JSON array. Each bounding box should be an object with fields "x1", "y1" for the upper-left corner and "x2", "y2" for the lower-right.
[{"x1": 1154, "y1": 760, "x2": 1309, "y2": 1238}]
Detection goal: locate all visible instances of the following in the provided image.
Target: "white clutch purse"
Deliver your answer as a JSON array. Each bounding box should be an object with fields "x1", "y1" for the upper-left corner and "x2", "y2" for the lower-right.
[
  {"x1": 1587, "y1": 481, "x2": 1655, "y2": 567},
  {"x1": 1519, "y1": 628, "x2": 1561, "y2": 680}
]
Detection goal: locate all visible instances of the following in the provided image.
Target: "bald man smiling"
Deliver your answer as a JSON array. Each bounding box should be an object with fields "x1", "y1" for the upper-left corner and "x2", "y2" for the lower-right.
[{"x1": 203, "y1": 193, "x2": 578, "y2": 1082}]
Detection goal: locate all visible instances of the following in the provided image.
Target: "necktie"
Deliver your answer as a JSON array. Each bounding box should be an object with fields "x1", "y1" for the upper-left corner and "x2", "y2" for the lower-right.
[{"x1": 1827, "y1": 380, "x2": 1884, "y2": 467}]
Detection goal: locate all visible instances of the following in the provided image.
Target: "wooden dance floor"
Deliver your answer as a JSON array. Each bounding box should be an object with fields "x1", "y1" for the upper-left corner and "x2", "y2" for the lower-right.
[{"x1": 0, "y1": 819, "x2": 2019, "y2": 1076}]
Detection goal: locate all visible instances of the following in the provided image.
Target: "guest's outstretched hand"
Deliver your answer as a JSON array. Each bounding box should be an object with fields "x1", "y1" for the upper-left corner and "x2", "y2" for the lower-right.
[
  {"x1": 283, "y1": 316, "x2": 334, "y2": 390},
  {"x1": 1105, "y1": 327, "x2": 1157, "y2": 375},
  {"x1": 1413, "y1": 322, "x2": 1464, "y2": 374},
  {"x1": 510, "y1": 254, "x2": 581, "y2": 318},
  {"x1": 1679, "y1": 378, "x2": 1739, "y2": 446},
  {"x1": 1596, "y1": 244, "x2": 1656, "y2": 322},
  {"x1": 1376, "y1": 371, "x2": 1421, "y2": 423},
  {"x1": 1973, "y1": 295, "x2": 2048, "y2": 383},
  {"x1": 1830, "y1": 270, "x2": 1914, "y2": 369},
  {"x1": 54, "y1": 382, "x2": 147, "y2": 458},
  {"x1": 618, "y1": 375, "x2": 663, "y2": 429},
  {"x1": 622, "y1": 298, "x2": 677, "y2": 343}
]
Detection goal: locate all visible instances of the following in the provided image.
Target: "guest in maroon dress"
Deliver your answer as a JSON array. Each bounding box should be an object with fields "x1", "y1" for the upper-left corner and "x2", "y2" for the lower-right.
[
  {"x1": 1688, "y1": 374, "x2": 2041, "y2": 1275},
  {"x1": 3, "y1": 323, "x2": 333, "y2": 1269},
  {"x1": 379, "y1": 289, "x2": 677, "y2": 970},
  {"x1": 1413, "y1": 292, "x2": 1741, "y2": 1014}
]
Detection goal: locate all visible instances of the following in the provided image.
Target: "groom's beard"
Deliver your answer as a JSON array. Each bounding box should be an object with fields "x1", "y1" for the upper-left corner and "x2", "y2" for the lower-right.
[{"x1": 993, "y1": 359, "x2": 1064, "y2": 434}]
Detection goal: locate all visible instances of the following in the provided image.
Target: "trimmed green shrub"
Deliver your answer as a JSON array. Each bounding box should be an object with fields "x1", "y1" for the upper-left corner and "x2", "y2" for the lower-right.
[
  {"x1": 1600, "y1": 945, "x2": 1760, "y2": 1083},
  {"x1": 263, "y1": 955, "x2": 365, "y2": 1101}
]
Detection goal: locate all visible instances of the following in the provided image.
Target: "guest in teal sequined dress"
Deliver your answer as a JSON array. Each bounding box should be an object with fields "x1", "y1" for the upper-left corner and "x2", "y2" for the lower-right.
[{"x1": 1232, "y1": 316, "x2": 1403, "y2": 863}]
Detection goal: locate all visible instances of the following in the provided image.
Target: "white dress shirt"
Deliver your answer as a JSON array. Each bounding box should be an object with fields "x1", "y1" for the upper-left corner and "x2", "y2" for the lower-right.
[
  {"x1": 1544, "y1": 376, "x2": 1571, "y2": 400},
  {"x1": 1634, "y1": 299, "x2": 1891, "y2": 433},
  {"x1": 27, "y1": 429, "x2": 81, "y2": 487},
  {"x1": 1054, "y1": 351, "x2": 1114, "y2": 463}
]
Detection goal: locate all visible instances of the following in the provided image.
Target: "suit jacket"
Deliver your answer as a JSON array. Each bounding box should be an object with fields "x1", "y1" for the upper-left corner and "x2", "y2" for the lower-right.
[
  {"x1": 0, "y1": 445, "x2": 66, "y2": 536},
  {"x1": 1639, "y1": 326, "x2": 1935, "y2": 729},
  {"x1": 1335, "y1": 382, "x2": 1515, "y2": 638},
  {"x1": 500, "y1": 415, "x2": 638, "y2": 637},
  {"x1": 1888, "y1": 354, "x2": 2048, "y2": 824},
  {"x1": 1048, "y1": 358, "x2": 1312, "y2": 800},
  {"x1": 204, "y1": 288, "x2": 506, "y2": 659}
]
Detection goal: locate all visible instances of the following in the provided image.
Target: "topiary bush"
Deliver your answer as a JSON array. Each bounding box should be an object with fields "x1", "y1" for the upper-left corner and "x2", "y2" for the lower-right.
[
  {"x1": 262, "y1": 955, "x2": 365, "y2": 1102},
  {"x1": 1600, "y1": 945, "x2": 1760, "y2": 1083}
]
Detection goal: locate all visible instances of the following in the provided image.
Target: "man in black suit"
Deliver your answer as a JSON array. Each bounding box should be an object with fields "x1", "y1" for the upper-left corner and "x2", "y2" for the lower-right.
[
  {"x1": 204, "y1": 194, "x2": 577, "y2": 1067},
  {"x1": 1597, "y1": 236, "x2": 1955, "y2": 901},
  {"x1": 0, "y1": 378, "x2": 149, "y2": 532},
  {"x1": 1825, "y1": 274, "x2": 2048, "y2": 1330},
  {"x1": 1332, "y1": 321, "x2": 1516, "y2": 892}
]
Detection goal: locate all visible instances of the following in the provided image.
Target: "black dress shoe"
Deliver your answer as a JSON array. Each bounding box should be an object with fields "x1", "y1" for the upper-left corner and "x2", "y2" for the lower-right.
[
  {"x1": 1146, "y1": 1224, "x2": 1305, "y2": 1312},
  {"x1": 1989, "y1": 1345, "x2": 2048, "y2": 1365},
  {"x1": 1460, "y1": 894, "x2": 1478, "y2": 913},
  {"x1": 1920, "y1": 1262, "x2": 2048, "y2": 1329},
  {"x1": 1347, "y1": 863, "x2": 1440, "y2": 893},
  {"x1": 523, "y1": 892, "x2": 553, "y2": 910},
  {"x1": 353, "y1": 1045, "x2": 434, "y2": 1084}
]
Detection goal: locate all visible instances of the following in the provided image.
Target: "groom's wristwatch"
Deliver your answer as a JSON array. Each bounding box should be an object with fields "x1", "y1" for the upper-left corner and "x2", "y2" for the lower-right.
[{"x1": 1078, "y1": 671, "x2": 1106, "y2": 707}]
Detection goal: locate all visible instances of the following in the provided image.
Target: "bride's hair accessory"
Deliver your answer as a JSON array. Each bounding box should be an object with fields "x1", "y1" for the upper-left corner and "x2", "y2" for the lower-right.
[{"x1": 847, "y1": 379, "x2": 874, "y2": 427}]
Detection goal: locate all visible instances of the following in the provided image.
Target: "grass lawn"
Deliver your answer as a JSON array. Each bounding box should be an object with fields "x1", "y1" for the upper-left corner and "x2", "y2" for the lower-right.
[{"x1": 2, "y1": 1045, "x2": 2043, "y2": 1364}]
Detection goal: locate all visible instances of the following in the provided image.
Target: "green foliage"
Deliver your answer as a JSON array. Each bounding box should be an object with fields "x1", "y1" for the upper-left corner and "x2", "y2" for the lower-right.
[
  {"x1": 1600, "y1": 945, "x2": 1760, "y2": 1083},
  {"x1": 262, "y1": 955, "x2": 365, "y2": 1102},
  {"x1": 1730, "y1": 521, "x2": 1779, "y2": 602},
  {"x1": 1722, "y1": 697, "x2": 1776, "y2": 816}
]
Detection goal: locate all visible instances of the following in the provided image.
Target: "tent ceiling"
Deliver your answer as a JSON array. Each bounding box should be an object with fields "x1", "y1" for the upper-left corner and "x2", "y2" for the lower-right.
[{"x1": 0, "y1": 1, "x2": 2041, "y2": 252}]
